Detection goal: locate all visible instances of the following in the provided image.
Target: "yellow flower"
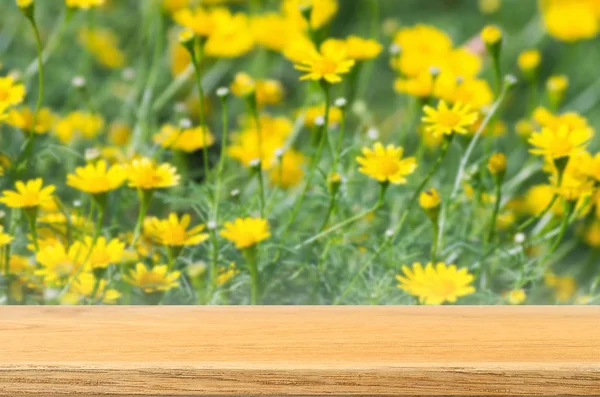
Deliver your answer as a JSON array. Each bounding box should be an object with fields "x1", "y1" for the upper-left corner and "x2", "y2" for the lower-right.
[
  {"x1": 5, "y1": 106, "x2": 55, "y2": 134},
  {"x1": 392, "y1": 24, "x2": 452, "y2": 77},
  {"x1": 67, "y1": 160, "x2": 126, "y2": 195},
  {"x1": 80, "y1": 236, "x2": 125, "y2": 269},
  {"x1": 2, "y1": 255, "x2": 34, "y2": 279},
  {"x1": 583, "y1": 221, "x2": 600, "y2": 247},
  {"x1": 294, "y1": 40, "x2": 355, "y2": 84},
  {"x1": 216, "y1": 262, "x2": 239, "y2": 286},
  {"x1": 124, "y1": 262, "x2": 181, "y2": 293},
  {"x1": 108, "y1": 121, "x2": 131, "y2": 145},
  {"x1": 17, "y1": 0, "x2": 33, "y2": 7},
  {"x1": 204, "y1": 9, "x2": 255, "y2": 58},
  {"x1": 422, "y1": 100, "x2": 478, "y2": 137},
  {"x1": 230, "y1": 72, "x2": 256, "y2": 97},
  {"x1": 541, "y1": 0, "x2": 599, "y2": 42},
  {"x1": 480, "y1": 24, "x2": 502, "y2": 44},
  {"x1": 518, "y1": 49, "x2": 541, "y2": 72},
  {"x1": 35, "y1": 241, "x2": 89, "y2": 286},
  {"x1": 269, "y1": 150, "x2": 305, "y2": 189},
  {"x1": 515, "y1": 118, "x2": 535, "y2": 138},
  {"x1": 54, "y1": 111, "x2": 105, "y2": 143},
  {"x1": 434, "y1": 75, "x2": 493, "y2": 110},
  {"x1": 65, "y1": 0, "x2": 104, "y2": 8},
  {"x1": 251, "y1": 13, "x2": 305, "y2": 52},
  {"x1": 524, "y1": 184, "x2": 563, "y2": 216},
  {"x1": 394, "y1": 71, "x2": 434, "y2": 98},
  {"x1": 528, "y1": 124, "x2": 592, "y2": 159},
  {"x1": 506, "y1": 289, "x2": 526, "y2": 305},
  {"x1": 146, "y1": 213, "x2": 209, "y2": 246},
  {"x1": 220, "y1": 217, "x2": 270, "y2": 249},
  {"x1": 576, "y1": 151, "x2": 600, "y2": 182},
  {"x1": 62, "y1": 272, "x2": 121, "y2": 305},
  {"x1": 126, "y1": 157, "x2": 180, "y2": 190},
  {"x1": 344, "y1": 35, "x2": 382, "y2": 60},
  {"x1": 0, "y1": 178, "x2": 56, "y2": 209},
  {"x1": 78, "y1": 27, "x2": 125, "y2": 69},
  {"x1": 419, "y1": 188, "x2": 441, "y2": 209},
  {"x1": 396, "y1": 262, "x2": 475, "y2": 305},
  {"x1": 231, "y1": 73, "x2": 284, "y2": 107},
  {"x1": 544, "y1": 271, "x2": 577, "y2": 302},
  {"x1": 546, "y1": 74, "x2": 569, "y2": 93},
  {"x1": 302, "y1": 103, "x2": 342, "y2": 127},
  {"x1": 227, "y1": 114, "x2": 292, "y2": 169},
  {"x1": 256, "y1": 80, "x2": 284, "y2": 107},
  {"x1": 0, "y1": 75, "x2": 26, "y2": 117},
  {"x1": 281, "y1": 0, "x2": 338, "y2": 30},
  {"x1": 356, "y1": 142, "x2": 417, "y2": 184},
  {"x1": 487, "y1": 152, "x2": 507, "y2": 175},
  {"x1": 153, "y1": 124, "x2": 215, "y2": 152},
  {"x1": 173, "y1": 7, "x2": 217, "y2": 36},
  {"x1": 0, "y1": 225, "x2": 13, "y2": 247},
  {"x1": 553, "y1": 171, "x2": 594, "y2": 202}
]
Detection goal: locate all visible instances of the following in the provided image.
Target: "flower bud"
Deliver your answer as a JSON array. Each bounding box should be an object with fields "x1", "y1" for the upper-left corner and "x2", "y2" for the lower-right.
[
  {"x1": 546, "y1": 75, "x2": 568, "y2": 110},
  {"x1": 16, "y1": 0, "x2": 34, "y2": 20},
  {"x1": 487, "y1": 152, "x2": 506, "y2": 177},
  {"x1": 481, "y1": 25, "x2": 502, "y2": 62},
  {"x1": 419, "y1": 188, "x2": 441, "y2": 210},
  {"x1": 419, "y1": 188, "x2": 441, "y2": 223},
  {"x1": 518, "y1": 49, "x2": 540, "y2": 81},
  {"x1": 178, "y1": 29, "x2": 195, "y2": 54},
  {"x1": 327, "y1": 172, "x2": 342, "y2": 195}
]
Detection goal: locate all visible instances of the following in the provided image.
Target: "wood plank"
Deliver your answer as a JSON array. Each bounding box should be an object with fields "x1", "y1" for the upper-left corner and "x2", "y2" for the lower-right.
[{"x1": 0, "y1": 306, "x2": 598, "y2": 396}]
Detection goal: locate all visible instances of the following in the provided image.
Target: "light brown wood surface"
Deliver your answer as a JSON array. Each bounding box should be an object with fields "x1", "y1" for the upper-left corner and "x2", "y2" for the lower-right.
[{"x1": 0, "y1": 306, "x2": 598, "y2": 396}]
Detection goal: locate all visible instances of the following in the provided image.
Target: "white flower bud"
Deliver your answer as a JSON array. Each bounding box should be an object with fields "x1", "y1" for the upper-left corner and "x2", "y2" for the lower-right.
[
  {"x1": 179, "y1": 118, "x2": 192, "y2": 129},
  {"x1": 367, "y1": 127, "x2": 379, "y2": 140},
  {"x1": 72, "y1": 75, "x2": 86, "y2": 88},
  {"x1": 216, "y1": 87, "x2": 230, "y2": 98}
]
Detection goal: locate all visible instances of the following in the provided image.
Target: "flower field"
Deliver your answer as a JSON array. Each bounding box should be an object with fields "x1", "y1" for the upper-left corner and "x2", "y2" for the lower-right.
[{"x1": 1, "y1": 0, "x2": 599, "y2": 305}]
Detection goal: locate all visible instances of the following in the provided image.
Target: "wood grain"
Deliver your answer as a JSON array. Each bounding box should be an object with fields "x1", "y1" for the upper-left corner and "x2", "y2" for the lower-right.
[{"x1": 0, "y1": 306, "x2": 598, "y2": 396}]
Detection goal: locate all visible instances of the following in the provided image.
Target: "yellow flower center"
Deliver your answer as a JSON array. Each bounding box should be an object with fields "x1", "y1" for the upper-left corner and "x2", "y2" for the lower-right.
[
  {"x1": 316, "y1": 58, "x2": 338, "y2": 75},
  {"x1": 0, "y1": 89, "x2": 9, "y2": 102},
  {"x1": 435, "y1": 279, "x2": 458, "y2": 297},
  {"x1": 437, "y1": 110, "x2": 461, "y2": 128},
  {"x1": 378, "y1": 157, "x2": 400, "y2": 176}
]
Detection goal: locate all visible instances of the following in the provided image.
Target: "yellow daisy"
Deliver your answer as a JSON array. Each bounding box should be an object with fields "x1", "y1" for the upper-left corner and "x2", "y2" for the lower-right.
[
  {"x1": 0, "y1": 178, "x2": 56, "y2": 209},
  {"x1": 146, "y1": 213, "x2": 209, "y2": 247},
  {"x1": 528, "y1": 124, "x2": 593, "y2": 160},
  {"x1": 422, "y1": 100, "x2": 479, "y2": 137},
  {"x1": 396, "y1": 262, "x2": 475, "y2": 305},
  {"x1": 220, "y1": 217, "x2": 270, "y2": 249},
  {"x1": 126, "y1": 157, "x2": 180, "y2": 190},
  {"x1": 294, "y1": 40, "x2": 355, "y2": 84},
  {"x1": 67, "y1": 160, "x2": 126, "y2": 195},
  {"x1": 124, "y1": 262, "x2": 181, "y2": 293},
  {"x1": 356, "y1": 142, "x2": 417, "y2": 184}
]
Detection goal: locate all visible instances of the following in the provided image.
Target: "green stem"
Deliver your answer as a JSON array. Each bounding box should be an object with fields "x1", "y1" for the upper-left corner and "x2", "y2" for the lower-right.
[
  {"x1": 244, "y1": 246, "x2": 260, "y2": 304},
  {"x1": 255, "y1": 166, "x2": 266, "y2": 217},
  {"x1": 30, "y1": 20, "x2": 44, "y2": 133},
  {"x1": 26, "y1": 210, "x2": 40, "y2": 252},
  {"x1": 487, "y1": 179, "x2": 503, "y2": 243},
  {"x1": 297, "y1": 183, "x2": 387, "y2": 249},
  {"x1": 209, "y1": 229, "x2": 219, "y2": 292},
  {"x1": 517, "y1": 193, "x2": 558, "y2": 232},
  {"x1": 272, "y1": 82, "x2": 331, "y2": 262},
  {"x1": 130, "y1": 189, "x2": 153, "y2": 248},
  {"x1": 190, "y1": 45, "x2": 210, "y2": 181},
  {"x1": 319, "y1": 193, "x2": 338, "y2": 231},
  {"x1": 431, "y1": 221, "x2": 440, "y2": 263},
  {"x1": 547, "y1": 201, "x2": 574, "y2": 255}
]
